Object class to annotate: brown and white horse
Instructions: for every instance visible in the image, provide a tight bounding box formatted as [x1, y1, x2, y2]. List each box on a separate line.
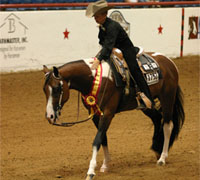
[43, 52, 184, 180]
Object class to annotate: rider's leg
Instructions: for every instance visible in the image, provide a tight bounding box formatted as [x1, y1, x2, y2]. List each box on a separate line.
[123, 47, 154, 108]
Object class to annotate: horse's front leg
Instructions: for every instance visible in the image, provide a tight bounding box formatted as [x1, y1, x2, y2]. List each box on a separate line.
[86, 145, 98, 180]
[100, 138, 111, 173]
[86, 114, 113, 180]
[91, 115, 111, 173]
[86, 130, 104, 180]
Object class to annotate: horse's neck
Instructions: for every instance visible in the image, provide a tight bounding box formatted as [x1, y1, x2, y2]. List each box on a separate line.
[60, 60, 93, 94]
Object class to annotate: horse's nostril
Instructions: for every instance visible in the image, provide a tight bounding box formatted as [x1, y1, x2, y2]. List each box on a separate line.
[50, 114, 54, 119]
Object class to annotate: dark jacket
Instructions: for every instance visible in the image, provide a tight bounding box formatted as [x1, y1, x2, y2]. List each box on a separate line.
[98, 17, 135, 61]
[97, 17, 154, 105]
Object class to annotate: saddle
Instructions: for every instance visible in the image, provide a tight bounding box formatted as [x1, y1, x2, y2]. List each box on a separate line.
[110, 47, 161, 109]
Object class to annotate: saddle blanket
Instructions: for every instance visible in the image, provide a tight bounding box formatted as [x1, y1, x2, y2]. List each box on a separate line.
[137, 53, 161, 85]
[111, 49, 162, 87]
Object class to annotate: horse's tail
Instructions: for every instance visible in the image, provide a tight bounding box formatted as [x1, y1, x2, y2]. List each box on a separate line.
[169, 85, 185, 148]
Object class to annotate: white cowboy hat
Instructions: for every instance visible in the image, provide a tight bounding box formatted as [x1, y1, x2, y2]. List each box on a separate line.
[86, 0, 113, 18]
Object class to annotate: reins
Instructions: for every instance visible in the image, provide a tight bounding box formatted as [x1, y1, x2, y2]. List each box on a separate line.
[53, 64, 111, 127]
[53, 113, 93, 127]
[53, 92, 93, 127]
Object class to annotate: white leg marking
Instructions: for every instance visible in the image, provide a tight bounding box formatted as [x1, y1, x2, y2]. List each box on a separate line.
[157, 121, 174, 165]
[46, 86, 54, 120]
[87, 146, 98, 175]
[100, 146, 111, 173]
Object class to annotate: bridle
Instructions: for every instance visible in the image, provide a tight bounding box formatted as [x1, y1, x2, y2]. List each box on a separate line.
[50, 65, 111, 127]
[54, 81, 93, 127]
[55, 80, 63, 118]
[52, 79, 96, 127]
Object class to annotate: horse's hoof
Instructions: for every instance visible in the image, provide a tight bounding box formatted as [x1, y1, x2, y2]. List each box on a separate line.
[85, 174, 95, 180]
[157, 160, 166, 166]
[100, 166, 109, 173]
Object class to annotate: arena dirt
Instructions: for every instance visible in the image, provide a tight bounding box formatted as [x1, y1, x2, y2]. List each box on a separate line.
[0, 56, 199, 180]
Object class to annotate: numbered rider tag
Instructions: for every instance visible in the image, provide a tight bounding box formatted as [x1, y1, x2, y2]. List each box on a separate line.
[145, 72, 159, 85]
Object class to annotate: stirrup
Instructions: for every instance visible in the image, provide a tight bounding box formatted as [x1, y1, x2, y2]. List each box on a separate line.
[136, 92, 152, 109]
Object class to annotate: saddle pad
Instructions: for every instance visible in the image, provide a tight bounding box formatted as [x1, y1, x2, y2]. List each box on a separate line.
[137, 53, 162, 85]
[110, 51, 162, 87]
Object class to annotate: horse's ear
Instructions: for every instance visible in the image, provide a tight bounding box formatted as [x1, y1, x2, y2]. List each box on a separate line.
[43, 65, 49, 74]
[53, 66, 61, 79]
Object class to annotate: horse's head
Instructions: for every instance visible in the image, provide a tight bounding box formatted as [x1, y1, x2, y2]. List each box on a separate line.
[43, 65, 69, 124]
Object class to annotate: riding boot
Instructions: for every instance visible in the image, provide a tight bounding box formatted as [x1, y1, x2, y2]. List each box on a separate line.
[131, 68, 155, 109]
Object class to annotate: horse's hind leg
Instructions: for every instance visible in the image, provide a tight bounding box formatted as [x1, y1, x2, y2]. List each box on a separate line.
[142, 108, 163, 159]
[157, 91, 176, 165]
[157, 121, 173, 165]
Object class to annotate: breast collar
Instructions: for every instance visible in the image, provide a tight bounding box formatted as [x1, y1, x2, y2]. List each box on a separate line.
[82, 63, 103, 116]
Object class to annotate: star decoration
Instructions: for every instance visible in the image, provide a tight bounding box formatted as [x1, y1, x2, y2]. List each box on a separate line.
[158, 25, 163, 34]
[63, 29, 70, 39]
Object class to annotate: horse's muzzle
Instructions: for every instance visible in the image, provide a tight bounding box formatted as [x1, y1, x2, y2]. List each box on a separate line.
[45, 111, 58, 125]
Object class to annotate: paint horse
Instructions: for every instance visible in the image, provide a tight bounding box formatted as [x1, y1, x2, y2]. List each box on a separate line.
[43, 50, 185, 180]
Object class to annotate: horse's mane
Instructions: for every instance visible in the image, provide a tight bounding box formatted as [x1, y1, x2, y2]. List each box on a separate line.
[44, 60, 85, 85]
[58, 60, 85, 69]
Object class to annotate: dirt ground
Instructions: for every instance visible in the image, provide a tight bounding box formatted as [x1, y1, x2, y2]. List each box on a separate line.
[0, 56, 199, 180]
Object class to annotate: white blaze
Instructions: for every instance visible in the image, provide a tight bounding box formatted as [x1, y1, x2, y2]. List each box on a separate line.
[46, 86, 54, 119]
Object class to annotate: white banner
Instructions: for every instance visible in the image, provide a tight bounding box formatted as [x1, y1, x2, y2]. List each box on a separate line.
[0, 7, 199, 72]
[113, 8, 182, 56]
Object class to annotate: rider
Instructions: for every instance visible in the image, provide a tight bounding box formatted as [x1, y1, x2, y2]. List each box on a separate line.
[86, 0, 154, 109]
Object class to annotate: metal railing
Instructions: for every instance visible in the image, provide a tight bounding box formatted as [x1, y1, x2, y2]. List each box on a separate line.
[0, 1, 199, 10]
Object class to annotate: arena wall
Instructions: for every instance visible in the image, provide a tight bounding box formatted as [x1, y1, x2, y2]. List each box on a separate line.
[0, 7, 199, 72]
